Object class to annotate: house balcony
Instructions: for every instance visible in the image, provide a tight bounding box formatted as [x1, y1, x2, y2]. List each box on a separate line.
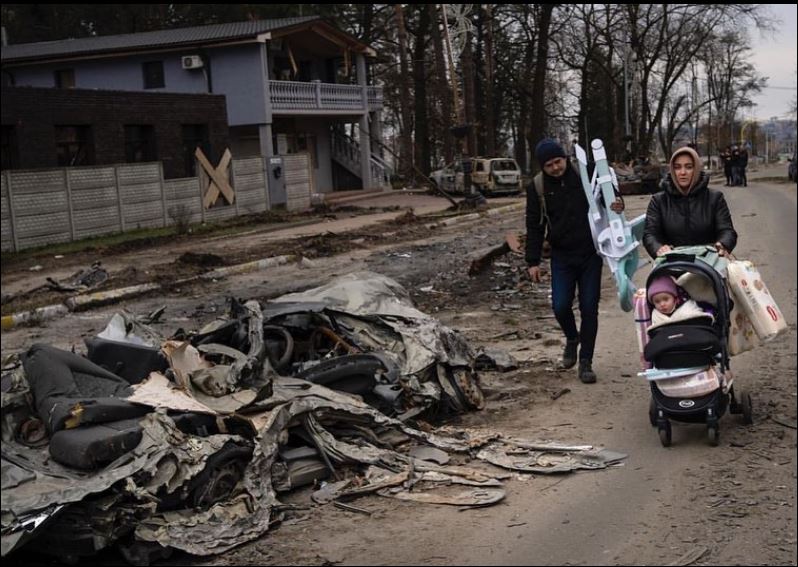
[269, 80, 383, 115]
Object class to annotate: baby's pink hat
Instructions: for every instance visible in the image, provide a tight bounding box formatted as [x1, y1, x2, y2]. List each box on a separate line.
[647, 275, 678, 302]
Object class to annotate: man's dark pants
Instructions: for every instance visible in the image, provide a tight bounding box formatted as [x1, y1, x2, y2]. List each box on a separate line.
[550, 251, 603, 362]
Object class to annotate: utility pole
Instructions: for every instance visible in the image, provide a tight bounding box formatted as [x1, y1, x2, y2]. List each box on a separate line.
[440, 4, 481, 205]
[623, 44, 630, 140]
[441, 6, 463, 124]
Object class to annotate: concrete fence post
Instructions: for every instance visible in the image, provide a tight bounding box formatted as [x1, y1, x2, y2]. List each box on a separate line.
[114, 165, 125, 232]
[197, 164, 206, 223]
[64, 168, 76, 241]
[231, 158, 239, 216]
[5, 171, 20, 252]
[262, 156, 270, 210]
[159, 162, 168, 228]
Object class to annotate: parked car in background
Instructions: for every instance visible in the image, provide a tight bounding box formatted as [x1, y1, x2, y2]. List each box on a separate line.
[430, 157, 522, 196]
[429, 161, 464, 194]
[471, 158, 523, 195]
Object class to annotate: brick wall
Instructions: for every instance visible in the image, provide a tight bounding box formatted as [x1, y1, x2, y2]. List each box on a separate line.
[1, 86, 229, 179]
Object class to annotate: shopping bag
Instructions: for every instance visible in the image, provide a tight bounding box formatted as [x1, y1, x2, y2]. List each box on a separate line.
[727, 260, 787, 342]
[728, 288, 760, 355]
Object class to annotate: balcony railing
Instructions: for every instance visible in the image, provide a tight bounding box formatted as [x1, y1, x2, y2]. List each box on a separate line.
[270, 80, 383, 113]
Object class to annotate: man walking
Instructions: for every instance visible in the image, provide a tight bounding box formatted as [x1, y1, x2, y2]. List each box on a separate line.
[525, 139, 622, 384]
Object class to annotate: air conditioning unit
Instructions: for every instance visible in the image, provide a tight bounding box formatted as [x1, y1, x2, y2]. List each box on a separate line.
[181, 55, 204, 70]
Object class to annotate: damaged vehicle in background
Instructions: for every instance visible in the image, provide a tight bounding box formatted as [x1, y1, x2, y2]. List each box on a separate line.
[429, 157, 522, 196]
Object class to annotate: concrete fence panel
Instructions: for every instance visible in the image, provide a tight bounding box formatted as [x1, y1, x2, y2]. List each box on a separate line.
[69, 166, 120, 240]
[2, 155, 276, 252]
[8, 169, 71, 250]
[232, 157, 269, 214]
[283, 153, 312, 212]
[117, 164, 164, 230]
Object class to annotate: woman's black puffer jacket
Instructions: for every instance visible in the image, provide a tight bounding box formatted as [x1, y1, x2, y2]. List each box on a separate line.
[643, 171, 737, 259]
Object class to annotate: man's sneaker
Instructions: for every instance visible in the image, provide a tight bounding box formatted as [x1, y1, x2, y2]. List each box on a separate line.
[578, 360, 597, 383]
[561, 339, 579, 369]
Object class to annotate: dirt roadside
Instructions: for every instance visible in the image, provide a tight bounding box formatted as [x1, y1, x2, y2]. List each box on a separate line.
[0, 193, 521, 316]
[2, 176, 794, 566]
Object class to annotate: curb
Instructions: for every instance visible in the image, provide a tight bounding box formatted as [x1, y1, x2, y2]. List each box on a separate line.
[65, 283, 162, 312]
[199, 255, 295, 280]
[1, 304, 70, 331]
[2, 256, 297, 331]
[425, 201, 525, 229]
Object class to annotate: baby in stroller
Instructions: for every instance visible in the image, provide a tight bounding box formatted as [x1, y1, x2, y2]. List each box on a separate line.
[647, 275, 713, 329]
[640, 254, 753, 447]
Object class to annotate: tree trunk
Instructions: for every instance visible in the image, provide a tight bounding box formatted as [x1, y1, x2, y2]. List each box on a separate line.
[483, 4, 496, 156]
[528, 4, 554, 172]
[413, 5, 431, 175]
[394, 4, 414, 182]
[429, 4, 454, 162]
[462, 26, 478, 156]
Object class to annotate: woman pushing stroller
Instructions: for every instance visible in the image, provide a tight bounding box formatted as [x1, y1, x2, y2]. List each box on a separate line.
[640, 146, 750, 446]
[643, 146, 737, 260]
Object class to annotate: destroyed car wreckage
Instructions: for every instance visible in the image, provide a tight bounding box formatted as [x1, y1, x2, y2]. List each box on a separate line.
[1, 272, 626, 564]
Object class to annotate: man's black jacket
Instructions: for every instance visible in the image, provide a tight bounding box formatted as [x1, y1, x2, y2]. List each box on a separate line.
[525, 161, 595, 267]
[642, 171, 737, 259]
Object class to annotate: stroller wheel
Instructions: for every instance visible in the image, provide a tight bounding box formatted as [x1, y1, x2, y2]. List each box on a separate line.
[707, 425, 720, 446]
[658, 420, 672, 447]
[649, 398, 657, 427]
[741, 390, 753, 425]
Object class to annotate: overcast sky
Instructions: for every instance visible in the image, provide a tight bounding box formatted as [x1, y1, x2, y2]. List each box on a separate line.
[747, 4, 797, 121]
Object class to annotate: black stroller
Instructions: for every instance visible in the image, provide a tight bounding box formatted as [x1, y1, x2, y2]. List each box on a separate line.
[643, 252, 753, 447]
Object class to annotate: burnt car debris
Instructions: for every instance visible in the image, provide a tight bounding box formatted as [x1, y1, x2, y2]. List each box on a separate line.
[2, 272, 626, 564]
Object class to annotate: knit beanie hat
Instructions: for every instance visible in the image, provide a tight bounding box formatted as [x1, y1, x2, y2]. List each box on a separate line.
[535, 139, 567, 168]
[647, 275, 679, 302]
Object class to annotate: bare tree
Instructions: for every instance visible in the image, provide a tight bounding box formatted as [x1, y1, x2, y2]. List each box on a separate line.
[394, 4, 414, 182]
[429, 4, 455, 163]
[462, 23, 478, 156]
[412, 5, 431, 175]
[527, 4, 554, 169]
[483, 4, 496, 156]
[702, 29, 767, 150]
[621, 4, 771, 159]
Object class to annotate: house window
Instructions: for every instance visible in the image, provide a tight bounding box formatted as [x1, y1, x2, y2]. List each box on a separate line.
[55, 125, 93, 166]
[54, 69, 75, 88]
[142, 61, 165, 89]
[182, 124, 210, 177]
[2, 70, 16, 87]
[1, 125, 20, 170]
[124, 125, 157, 163]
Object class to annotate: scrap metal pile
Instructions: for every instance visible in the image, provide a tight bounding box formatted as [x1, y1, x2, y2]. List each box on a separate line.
[1, 272, 625, 564]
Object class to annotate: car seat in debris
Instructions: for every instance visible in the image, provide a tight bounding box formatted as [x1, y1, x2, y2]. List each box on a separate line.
[48, 417, 144, 470]
[21, 344, 150, 433]
[85, 336, 168, 384]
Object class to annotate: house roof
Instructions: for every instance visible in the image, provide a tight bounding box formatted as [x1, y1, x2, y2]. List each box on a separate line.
[2, 16, 375, 64]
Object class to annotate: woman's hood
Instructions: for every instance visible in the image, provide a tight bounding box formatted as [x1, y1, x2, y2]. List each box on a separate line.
[668, 146, 703, 193]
